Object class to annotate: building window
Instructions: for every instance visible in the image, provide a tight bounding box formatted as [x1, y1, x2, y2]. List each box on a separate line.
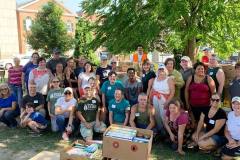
[24, 17, 32, 31]
[66, 21, 73, 32]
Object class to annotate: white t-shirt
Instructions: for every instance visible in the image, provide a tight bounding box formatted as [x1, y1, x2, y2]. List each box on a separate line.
[152, 77, 170, 95]
[55, 97, 77, 118]
[227, 111, 240, 140]
[78, 72, 96, 88]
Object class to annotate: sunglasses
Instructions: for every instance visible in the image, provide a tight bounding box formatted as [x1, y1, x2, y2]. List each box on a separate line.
[211, 98, 220, 102]
[52, 81, 60, 83]
[111, 62, 117, 64]
[64, 91, 72, 95]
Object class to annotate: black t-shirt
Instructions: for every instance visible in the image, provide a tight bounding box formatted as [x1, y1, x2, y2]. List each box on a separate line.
[96, 65, 112, 87]
[46, 57, 67, 73]
[203, 108, 227, 136]
[77, 97, 100, 123]
[22, 92, 45, 108]
[141, 70, 156, 93]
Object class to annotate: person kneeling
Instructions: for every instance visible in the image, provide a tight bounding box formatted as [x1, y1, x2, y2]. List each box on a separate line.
[109, 89, 130, 126]
[163, 99, 194, 155]
[129, 93, 155, 132]
[76, 85, 106, 142]
[20, 102, 47, 133]
[192, 93, 227, 152]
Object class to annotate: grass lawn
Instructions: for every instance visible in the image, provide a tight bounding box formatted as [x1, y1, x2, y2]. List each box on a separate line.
[0, 125, 215, 160]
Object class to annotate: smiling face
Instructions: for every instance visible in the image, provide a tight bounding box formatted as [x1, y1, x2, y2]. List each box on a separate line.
[109, 73, 117, 84]
[114, 90, 123, 102]
[180, 60, 189, 70]
[38, 60, 46, 69]
[169, 103, 180, 115]
[166, 60, 174, 72]
[143, 62, 150, 72]
[232, 101, 240, 115]
[85, 63, 92, 72]
[210, 94, 221, 108]
[51, 77, 60, 88]
[138, 94, 147, 106]
[195, 65, 205, 76]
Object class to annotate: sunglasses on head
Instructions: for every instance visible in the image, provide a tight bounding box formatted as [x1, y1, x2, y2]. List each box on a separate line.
[64, 91, 72, 95]
[211, 98, 220, 102]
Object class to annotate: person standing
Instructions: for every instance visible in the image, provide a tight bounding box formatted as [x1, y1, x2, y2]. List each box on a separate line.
[96, 54, 112, 88]
[46, 48, 66, 74]
[207, 54, 225, 96]
[229, 62, 240, 99]
[22, 52, 39, 91]
[8, 57, 23, 108]
[165, 58, 184, 99]
[124, 68, 142, 106]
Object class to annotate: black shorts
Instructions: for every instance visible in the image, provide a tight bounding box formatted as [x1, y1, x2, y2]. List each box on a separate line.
[191, 107, 210, 121]
[222, 145, 240, 157]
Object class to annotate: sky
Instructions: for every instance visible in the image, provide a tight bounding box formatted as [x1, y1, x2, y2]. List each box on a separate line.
[16, 0, 82, 13]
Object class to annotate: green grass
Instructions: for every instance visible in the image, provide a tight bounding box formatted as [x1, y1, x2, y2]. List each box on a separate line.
[0, 126, 215, 160]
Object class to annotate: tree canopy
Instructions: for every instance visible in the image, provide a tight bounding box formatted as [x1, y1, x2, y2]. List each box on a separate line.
[81, 0, 240, 59]
[27, 1, 74, 57]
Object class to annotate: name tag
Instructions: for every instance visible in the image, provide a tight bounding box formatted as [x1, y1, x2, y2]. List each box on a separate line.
[33, 100, 38, 103]
[209, 119, 215, 124]
[142, 74, 145, 78]
[229, 82, 233, 86]
[108, 86, 111, 90]
[92, 100, 96, 103]
[135, 113, 140, 117]
[126, 107, 130, 111]
[112, 105, 116, 109]
[209, 72, 213, 75]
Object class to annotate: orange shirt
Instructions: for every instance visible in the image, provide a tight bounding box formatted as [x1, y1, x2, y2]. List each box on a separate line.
[132, 52, 148, 63]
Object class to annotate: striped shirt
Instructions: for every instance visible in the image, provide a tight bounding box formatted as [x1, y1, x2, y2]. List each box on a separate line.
[8, 66, 23, 85]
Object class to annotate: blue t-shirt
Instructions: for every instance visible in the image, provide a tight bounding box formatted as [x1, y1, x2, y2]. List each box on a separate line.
[101, 80, 124, 103]
[108, 99, 130, 124]
[0, 94, 17, 109]
[23, 62, 38, 85]
[29, 112, 47, 126]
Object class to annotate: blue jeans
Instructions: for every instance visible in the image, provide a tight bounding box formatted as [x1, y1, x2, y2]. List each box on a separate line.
[0, 109, 20, 127]
[56, 115, 69, 133]
[9, 84, 23, 108]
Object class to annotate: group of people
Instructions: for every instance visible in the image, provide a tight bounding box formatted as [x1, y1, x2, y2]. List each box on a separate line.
[1, 46, 240, 160]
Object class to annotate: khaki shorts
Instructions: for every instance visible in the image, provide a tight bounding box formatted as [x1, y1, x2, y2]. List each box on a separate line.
[80, 121, 106, 139]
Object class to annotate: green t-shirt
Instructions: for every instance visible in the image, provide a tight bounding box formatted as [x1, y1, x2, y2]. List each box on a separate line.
[108, 99, 130, 124]
[77, 97, 100, 123]
[46, 88, 64, 114]
[100, 80, 124, 103]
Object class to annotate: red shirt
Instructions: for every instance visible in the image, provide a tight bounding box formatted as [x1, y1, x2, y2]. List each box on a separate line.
[8, 66, 23, 85]
[201, 56, 209, 63]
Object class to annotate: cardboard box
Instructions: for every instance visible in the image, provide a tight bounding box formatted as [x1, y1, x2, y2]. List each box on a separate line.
[102, 124, 153, 160]
[60, 140, 102, 160]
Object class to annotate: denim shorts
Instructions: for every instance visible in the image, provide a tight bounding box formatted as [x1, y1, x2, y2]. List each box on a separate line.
[212, 135, 227, 147]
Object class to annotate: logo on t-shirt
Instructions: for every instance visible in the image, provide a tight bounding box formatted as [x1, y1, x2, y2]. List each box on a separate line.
[83, 103, 97, 111]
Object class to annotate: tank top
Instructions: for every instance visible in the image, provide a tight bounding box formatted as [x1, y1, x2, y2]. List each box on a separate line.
[135, 104, 150, 125]
[188, 75, 211, 107]
[152, 77, 170, 94]
[207, 67, 220, 91]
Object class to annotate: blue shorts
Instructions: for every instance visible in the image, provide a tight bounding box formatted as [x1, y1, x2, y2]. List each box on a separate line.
[212, 135, 227, 147]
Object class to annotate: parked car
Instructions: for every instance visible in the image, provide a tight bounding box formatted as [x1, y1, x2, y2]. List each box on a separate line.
[0, 54, 32, 70]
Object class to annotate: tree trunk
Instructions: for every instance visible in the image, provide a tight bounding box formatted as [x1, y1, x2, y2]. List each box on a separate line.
[184, 37, 196, 62]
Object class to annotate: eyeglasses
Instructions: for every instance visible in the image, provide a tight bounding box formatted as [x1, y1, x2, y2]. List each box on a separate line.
[0, 88, 8, 91]
[111, 62, 117, 64]
[52, 81, 60, 83]
[64, 91, 72, 95]
[211, 98, 220, 102]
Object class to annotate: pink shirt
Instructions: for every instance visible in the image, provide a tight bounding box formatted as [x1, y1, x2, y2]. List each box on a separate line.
[8, 66, 23, 85]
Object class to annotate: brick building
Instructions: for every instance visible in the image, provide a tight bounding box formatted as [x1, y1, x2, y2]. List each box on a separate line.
[17, 0, 77, 54]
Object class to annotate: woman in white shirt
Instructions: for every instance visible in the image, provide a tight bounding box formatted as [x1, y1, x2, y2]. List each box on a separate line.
[221, 96, 240, 160]
[78, 62, 95, 97]
[149, 63, 175, 130]
[55, 87, 77, 141]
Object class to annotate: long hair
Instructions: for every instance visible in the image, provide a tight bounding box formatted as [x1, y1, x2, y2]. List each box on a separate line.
[0, 83, 11, 98]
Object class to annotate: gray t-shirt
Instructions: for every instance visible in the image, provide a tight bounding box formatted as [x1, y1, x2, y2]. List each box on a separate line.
[124, 78, 142, 105]
[46, 88, 64, 114]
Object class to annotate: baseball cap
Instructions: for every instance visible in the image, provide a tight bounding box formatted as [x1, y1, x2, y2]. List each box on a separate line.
[83, 84, 91, 89]
[64, 87, 73, 94]
[232, 96, 240, 103]
[202, 47, 211, 52]
[158, 63, 166, 70]
[181, 56, 191, 62]
[100, 54, 108, 60]
[53, 48, 61, 54]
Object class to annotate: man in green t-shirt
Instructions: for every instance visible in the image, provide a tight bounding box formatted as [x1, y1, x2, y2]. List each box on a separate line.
[76, 84, 106, 141]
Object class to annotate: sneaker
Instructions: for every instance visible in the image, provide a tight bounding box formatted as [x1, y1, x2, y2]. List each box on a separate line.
[62, 132, 69, 141]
